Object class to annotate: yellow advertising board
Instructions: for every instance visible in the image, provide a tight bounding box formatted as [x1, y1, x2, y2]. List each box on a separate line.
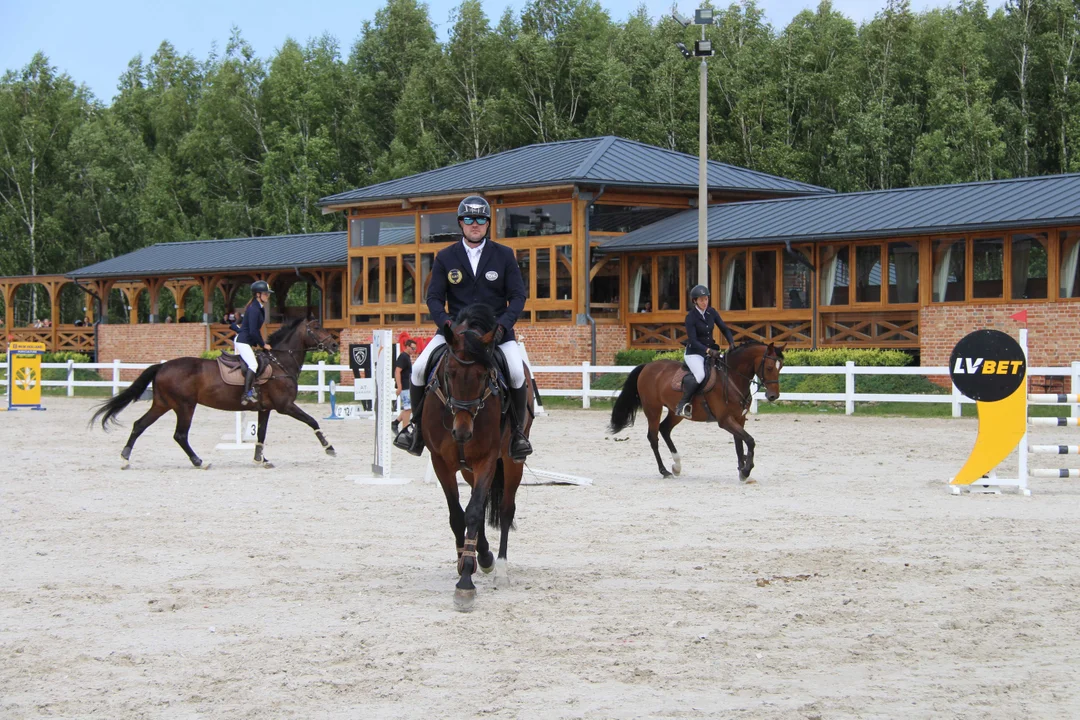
[7, 342, 46, 410]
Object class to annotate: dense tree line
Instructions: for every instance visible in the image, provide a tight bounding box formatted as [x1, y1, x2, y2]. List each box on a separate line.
[2, 0, 1078, 281]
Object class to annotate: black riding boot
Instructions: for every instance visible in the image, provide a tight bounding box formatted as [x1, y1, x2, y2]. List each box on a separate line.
[393, 384, 426, 456]
[509, 385, 533, 462]
[676, 375, 699, 418]
[241, 369, 257, 406]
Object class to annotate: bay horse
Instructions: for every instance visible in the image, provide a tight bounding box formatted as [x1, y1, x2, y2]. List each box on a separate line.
[91, 317, 339, 470]
[609, 341, 785, 480]
[424, 304, 533, 612]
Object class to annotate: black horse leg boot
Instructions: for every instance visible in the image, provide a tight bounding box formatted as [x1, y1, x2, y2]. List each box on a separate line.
[241, 369, 257, 406]
[509, 385, 533, 462]
[394, 384, 426, 456]
[677, 374, 699, 418]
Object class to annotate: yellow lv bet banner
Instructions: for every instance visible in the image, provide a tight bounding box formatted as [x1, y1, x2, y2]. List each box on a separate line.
[7, 342, 47, 410]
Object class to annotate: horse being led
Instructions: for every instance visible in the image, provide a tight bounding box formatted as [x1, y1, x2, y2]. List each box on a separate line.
[425, 304, 533, 612]
[609, 341, 785, 480]
[91, 318, 339, 470]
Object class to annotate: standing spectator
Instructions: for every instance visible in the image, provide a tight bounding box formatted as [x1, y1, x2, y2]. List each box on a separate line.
[392, 339, 418, 434]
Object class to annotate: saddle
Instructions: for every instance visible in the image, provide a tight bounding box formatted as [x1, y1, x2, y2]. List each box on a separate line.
[216, 352, 273, 387]
[670, 357, 721, 394]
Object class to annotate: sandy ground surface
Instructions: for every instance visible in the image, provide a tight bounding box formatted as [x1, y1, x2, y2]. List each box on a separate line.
[2, 398, 1080, 719]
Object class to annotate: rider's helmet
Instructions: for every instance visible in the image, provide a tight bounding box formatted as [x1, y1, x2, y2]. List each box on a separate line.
[251, 280, 274, 295]
[457, 195, 491, 221]
[689, 284, 710, 301]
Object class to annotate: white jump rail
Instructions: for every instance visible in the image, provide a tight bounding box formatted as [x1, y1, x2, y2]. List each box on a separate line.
[4, 359, 1080, 416]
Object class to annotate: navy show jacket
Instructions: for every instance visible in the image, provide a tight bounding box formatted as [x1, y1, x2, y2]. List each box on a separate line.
[426, 239, 527, 341]
[235, 302, 266, 346]
[685, 306, 735, 356]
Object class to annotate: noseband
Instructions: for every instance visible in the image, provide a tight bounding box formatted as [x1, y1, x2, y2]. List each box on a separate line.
[435, 346, 498, 419]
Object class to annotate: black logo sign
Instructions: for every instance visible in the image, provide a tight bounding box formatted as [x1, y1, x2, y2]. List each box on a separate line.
[949, 329, 1026, 402]
[349, 344, 371, 379]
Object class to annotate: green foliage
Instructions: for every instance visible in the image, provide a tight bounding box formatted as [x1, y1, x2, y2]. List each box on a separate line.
[43, 351, 91, 363]
[201, 350, 225, 359]
[613, 348, 662, 366]
[782, 348, 913, 367]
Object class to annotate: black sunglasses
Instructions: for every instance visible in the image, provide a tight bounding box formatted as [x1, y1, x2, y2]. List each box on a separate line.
[461, 217, 488, 226]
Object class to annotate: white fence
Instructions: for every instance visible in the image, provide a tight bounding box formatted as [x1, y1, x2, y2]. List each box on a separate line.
[4, 359, 1080, 417]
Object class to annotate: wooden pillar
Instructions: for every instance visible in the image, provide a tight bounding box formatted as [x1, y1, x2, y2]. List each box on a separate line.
[164, 280, 196, 321]
[0, 281, 14, 334]
[196, 276, 220, 323]
[45, 278, 63, 349]
[141, 277, 166, 323]
[119, 284, 143, 324]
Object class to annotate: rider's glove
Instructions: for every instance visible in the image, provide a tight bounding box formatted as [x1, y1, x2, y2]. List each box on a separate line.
[493, 324, 506, 345]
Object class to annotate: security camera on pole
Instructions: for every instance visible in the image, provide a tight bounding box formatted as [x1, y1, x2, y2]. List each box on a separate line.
[673, 7, 714, 289]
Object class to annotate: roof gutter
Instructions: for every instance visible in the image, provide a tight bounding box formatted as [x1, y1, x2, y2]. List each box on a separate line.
[581, 185, 606, 367]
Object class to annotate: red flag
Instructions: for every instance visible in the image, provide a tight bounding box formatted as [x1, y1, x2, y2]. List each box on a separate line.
[1010, 309, 1028, 323]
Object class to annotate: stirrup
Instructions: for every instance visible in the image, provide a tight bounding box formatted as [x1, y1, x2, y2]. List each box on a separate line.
[241, 392, 257, 407]
[677, 402, 693, 418]
[509, 431, 533, 462]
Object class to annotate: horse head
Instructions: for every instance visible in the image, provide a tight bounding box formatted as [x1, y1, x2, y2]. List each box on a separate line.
[727, 341, 785, 402]
[301, 318, 338, 354]
[444, 305, 498, 444]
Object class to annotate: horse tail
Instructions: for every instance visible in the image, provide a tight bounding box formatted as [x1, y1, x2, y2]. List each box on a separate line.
[91, 364, 162, 430]
[487, 459, 506, 529]
[609, 364, 645, 434]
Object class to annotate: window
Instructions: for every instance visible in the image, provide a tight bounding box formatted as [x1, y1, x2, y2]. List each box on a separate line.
[350, 216, 415, 247]
[684, 254, 700, 300]
[589, 205, 683, 233]
[401, 254, 416, 304]
[820, 245, 850, 305]
[497, 204, 572, 237]
[421, 212, 459, 243]
[420, 253, 435, 301]
[384, 256, 398, 304]
[590, 255, 620, 319]
[556, 245, 573, 300]
[932, 238, 965, 302]
[536, 248, 551, 298]
[517, 249, 531, 298]
[628, 256, 654, 313]
[888, 241, 920, 304]
[972, 236, 1004, 299]
[783, 247, 812, 309]
[350, 258, 364, 305]
[854, 245, 882, 303]
[751, 250, 777, 308]
[1011, 232, 1048, 300]
[325, 272, 344, 319]
[1060, 231, 1080, 298]
[367, 259, 381, 304]
[719, 250, 746, 311]
[657, 256, 681, 311]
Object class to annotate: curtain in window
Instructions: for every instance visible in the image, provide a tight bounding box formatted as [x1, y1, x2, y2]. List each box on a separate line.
[932, 243, 954, 302]
[820, 247, 840, 305]
[722, 257, 737, 311]
[1061, 235, 1080, 298]
[630, 264, 644, 313]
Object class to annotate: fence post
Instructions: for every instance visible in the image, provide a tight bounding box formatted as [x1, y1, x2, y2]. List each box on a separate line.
[750, 394, 759, 415]
[318, 360, 326, 404]
[582, 361, 591, 409]
[845, 361, 855, 415]
[1072, 362, 1080, 420]
[112, 359, 121, 396]
[66, 359, 75, 397]
[951, 380, 962, 418]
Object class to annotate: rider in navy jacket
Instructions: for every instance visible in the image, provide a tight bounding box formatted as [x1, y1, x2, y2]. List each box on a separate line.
[235, 301, 266, 347]
[234, 281, 273, 406]
[395, 195, 533, 461]
[678, 284, 736, 418]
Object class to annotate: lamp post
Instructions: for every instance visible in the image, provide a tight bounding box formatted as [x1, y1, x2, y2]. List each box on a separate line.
[674, 8, 714, 288]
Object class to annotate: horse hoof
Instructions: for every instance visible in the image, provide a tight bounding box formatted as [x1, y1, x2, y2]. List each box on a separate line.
[494, 558, 510, 589]
[660, 470, 673, 478]
[672, 454, 681, 475]
[454, 588, 476, 612]
[120, 460, 129, 470]
[254, 460, 274, 469]
[195, 462, 212, 471]
[325, 446, 336, 457]
[479, 552, 495, 574]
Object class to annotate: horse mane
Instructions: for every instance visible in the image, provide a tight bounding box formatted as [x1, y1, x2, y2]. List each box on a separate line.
[729, 339, 784, 360]
[453, 303, 497, 363]
[267, 317, 305, 346]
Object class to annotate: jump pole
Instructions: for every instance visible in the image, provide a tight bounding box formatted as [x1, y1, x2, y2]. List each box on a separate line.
[349, 330, 411, 485]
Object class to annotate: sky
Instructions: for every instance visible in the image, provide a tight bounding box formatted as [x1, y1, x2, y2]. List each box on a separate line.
[2, 0, 980, 104]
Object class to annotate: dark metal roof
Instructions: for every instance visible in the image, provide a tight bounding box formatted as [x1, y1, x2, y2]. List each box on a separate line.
[67, 231, 348, 279]
[599, 173, 1080, 252]
[319, 136, 831, 206]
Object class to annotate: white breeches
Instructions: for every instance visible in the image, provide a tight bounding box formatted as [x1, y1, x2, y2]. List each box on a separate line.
[412, 334, 526, 389]
[684, 351, 706, 383]
[234, 341, 257, 372]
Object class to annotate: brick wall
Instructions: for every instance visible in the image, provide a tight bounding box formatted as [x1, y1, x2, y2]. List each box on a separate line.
[338, 323, 627, 390]
[99, 324, 208, 380]
[921, 302, 1080, 390]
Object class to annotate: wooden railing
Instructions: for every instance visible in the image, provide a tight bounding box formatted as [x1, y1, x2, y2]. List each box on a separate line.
[820, 311, 918, 347]
[208, 324, 342, 353]
[0, 326, 94, 354]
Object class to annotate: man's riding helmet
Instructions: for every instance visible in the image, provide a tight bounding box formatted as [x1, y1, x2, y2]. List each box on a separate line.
[690, 284, 710, 300]
[251, 280, 274, 294]
[457, 195, 491, 221]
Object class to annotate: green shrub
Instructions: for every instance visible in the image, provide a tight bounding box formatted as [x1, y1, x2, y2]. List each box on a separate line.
[201, 350, 226, 359]
[304, 350, 340, 365]
[655, 350, 684, 362]
[44, 352, 91, 364]
[782, 348, 913, 367]
[856, 374, 948, 395]
[614, 348, 661, 366]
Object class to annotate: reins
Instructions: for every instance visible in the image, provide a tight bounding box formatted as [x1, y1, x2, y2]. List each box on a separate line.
[429, 341, 500, 470]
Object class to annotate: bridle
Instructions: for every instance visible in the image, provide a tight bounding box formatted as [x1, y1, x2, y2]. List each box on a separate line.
[429, 338, 499, 468]
[266, 322, 337, 383]
[719, 346, 782, 408]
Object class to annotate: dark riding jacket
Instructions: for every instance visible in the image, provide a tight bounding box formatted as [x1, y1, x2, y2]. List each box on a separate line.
[426, 238, 527, 341]
[235, 302, 266, 346]
[685, 306, 735, 357]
